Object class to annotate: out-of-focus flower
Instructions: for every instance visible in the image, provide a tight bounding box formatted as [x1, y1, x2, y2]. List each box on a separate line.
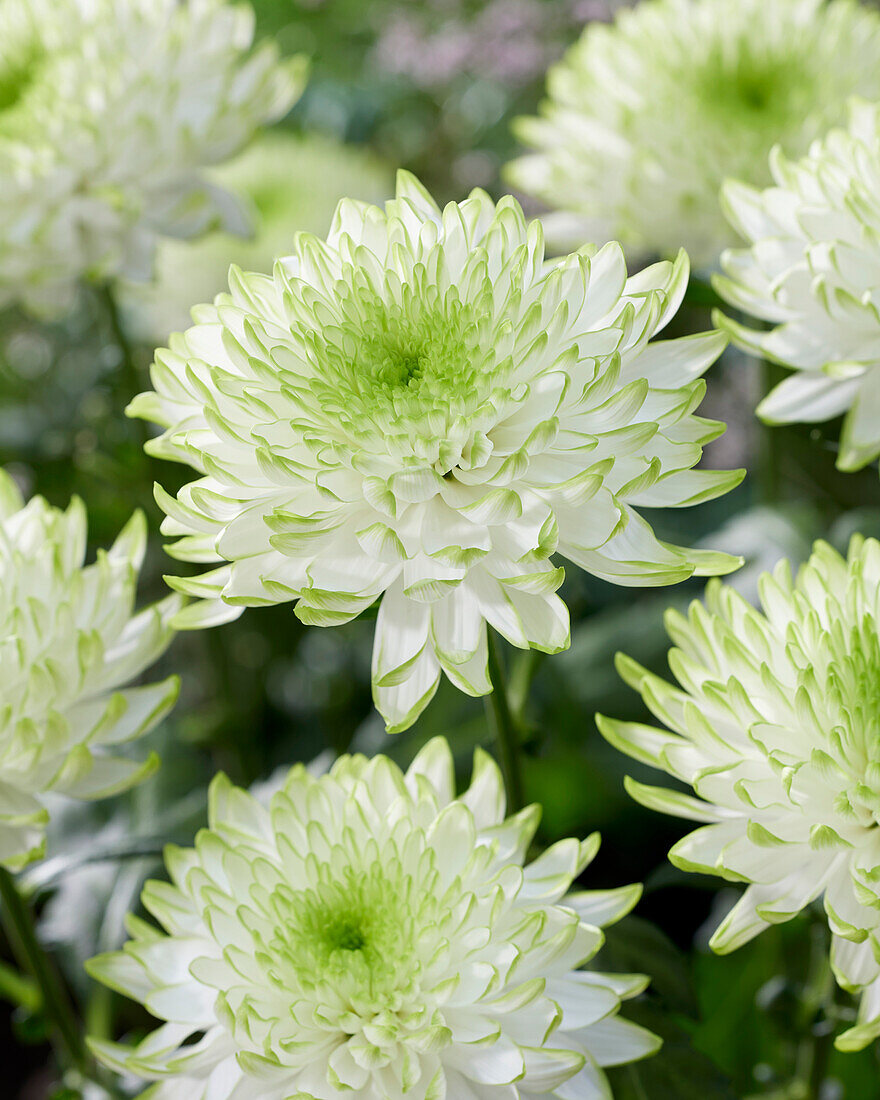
[0, 0, 305, 317]
[599, 537, 880, 1051]
[715, 100, 880, 471]
[120, 131, 393, 343]
[0, 471, 180, 870]
[131, 172, 741, 731]
[88, 738, 658, 1098]
[507, 0, 880, 266]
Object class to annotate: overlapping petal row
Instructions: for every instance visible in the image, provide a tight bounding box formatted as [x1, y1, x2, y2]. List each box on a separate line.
[0, 0, 305, 316]
[506, 0, 880, 266]
[716, 99, 880, 472]
[0, 470, 180, 870]
[88, 738, 659, 1099]
[132, 171, 741, 732]
[599, 537, 880, 1051]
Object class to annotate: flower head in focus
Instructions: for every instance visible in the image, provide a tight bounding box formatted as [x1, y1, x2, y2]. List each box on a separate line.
[716, 99, 880, 471]
[506, 0, 880, 266]
[0, 471, 180, 870]
[599, 537, 880, 1051]
[88, 738, 659, 1098]
[133, 172, 742, 732]
[0, 0, 305, 317]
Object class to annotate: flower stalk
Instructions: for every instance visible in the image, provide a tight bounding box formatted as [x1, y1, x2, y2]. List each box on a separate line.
[0, 868, 88, 1077]
[484, 631, 526, 813]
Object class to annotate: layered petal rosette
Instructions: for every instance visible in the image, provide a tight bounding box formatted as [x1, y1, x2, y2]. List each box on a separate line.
[0, 0, 305, 316]
[716, 100, 880, 471]
[599, 537, 880, 1051]
[506, 0, 880, 266]
[132, 172, 741, 732]
[87, 738, 659, 1099]
[0, 471, 180, 870]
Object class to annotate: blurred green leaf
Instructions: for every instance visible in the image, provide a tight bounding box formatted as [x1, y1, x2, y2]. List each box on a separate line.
[608, 1004, 737, 1100]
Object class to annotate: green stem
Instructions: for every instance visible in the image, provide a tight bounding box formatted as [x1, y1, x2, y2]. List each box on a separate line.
[0, 868, 88, 1077]
[99, 283, 139, 393]
[484, 631, 526, 813]
[99, 281, 151, 454]
[759, 358, 784, 505]
[507, 648, 544, 724]
[0, 958, 40, 1012]
[793, 917, 835, 1100]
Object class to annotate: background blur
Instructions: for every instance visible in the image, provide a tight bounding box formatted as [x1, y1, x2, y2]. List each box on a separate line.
[4, 1, 880, 1096]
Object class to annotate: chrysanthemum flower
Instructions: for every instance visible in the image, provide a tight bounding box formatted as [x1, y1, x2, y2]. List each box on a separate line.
[132, 172, 741, 732]
[715, 100, 880, 471]
[0, 0, 305, 317]
[506, 0, 880, 266]
[0, 471, 180, 870]
[598, 537, 880, 1051]
[87, 738, 659, 1098]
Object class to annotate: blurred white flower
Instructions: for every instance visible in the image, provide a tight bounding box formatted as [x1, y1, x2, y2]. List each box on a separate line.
[132, 172, 741, 732]
[88, 738, 658, 1098]
[0, 471, 180, 870]
[599, 537, 880, 1051]
[506, 0, 880, 266]
[119, 131, 393, 344]
[716, 100, 880, 472]
[0, 0, 305, 317]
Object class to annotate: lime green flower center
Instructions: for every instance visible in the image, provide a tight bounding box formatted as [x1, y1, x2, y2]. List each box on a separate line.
[0, 5, 43, 118]
[824, 619, 880, 827]
[689, 45, 807, 136]
[299, 274, 506, 464]
[269, 858, 439, 1006]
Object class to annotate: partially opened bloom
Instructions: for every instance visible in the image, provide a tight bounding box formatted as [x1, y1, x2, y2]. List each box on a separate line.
[133, 172, 741, 732]
[88, 738, 659, 1098]
[506, 0, 880, 266]
[0, 0, 305, 317]
[598, 537, 880, 1051]
[716, 100, 880, 471]
[0, 471, 180, 870]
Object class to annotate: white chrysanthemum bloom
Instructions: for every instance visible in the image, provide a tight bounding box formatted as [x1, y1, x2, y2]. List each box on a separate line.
[715, 100, 880, 472]
[0, 471, 181, 871]
[598, 537, 880, 1051]
[0, 0, 305, 317]
[132, 172, 742, 732]
[506, 0, 880, 267]
[87, 738, 659, 1098]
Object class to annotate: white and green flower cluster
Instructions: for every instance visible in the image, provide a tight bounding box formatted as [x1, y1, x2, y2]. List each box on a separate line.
[0, 471, 180, 871]
[507, 0, 880, 266]
[0, 0, 305, 317]
[600, 538, 880, 1051]
[717, 99, 880, 471]
[132, 172, 741, 732]
[88, 740, 658, 1100]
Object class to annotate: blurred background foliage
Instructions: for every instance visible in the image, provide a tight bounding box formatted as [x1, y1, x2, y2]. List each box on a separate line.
[3, 0, 880, 1096]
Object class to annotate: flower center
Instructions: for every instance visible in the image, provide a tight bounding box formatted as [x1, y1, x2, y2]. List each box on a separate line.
[0, 4, 43, 119]
[823, 619, 880, 828]
[297, 273, 505, 470]
[689, 46, 805, 132]
[269, 859, 430, 1007]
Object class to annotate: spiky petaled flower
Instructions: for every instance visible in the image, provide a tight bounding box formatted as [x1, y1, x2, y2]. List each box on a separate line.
[506, 0, 880, 267]
[0, 471, 180, 870]
[0, 0, 305, 318]
[87, 738, 659, 1099]
[715, 100, 880, 472]
[131, 172, 742, 732]
[598, 537, 880, 1052]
